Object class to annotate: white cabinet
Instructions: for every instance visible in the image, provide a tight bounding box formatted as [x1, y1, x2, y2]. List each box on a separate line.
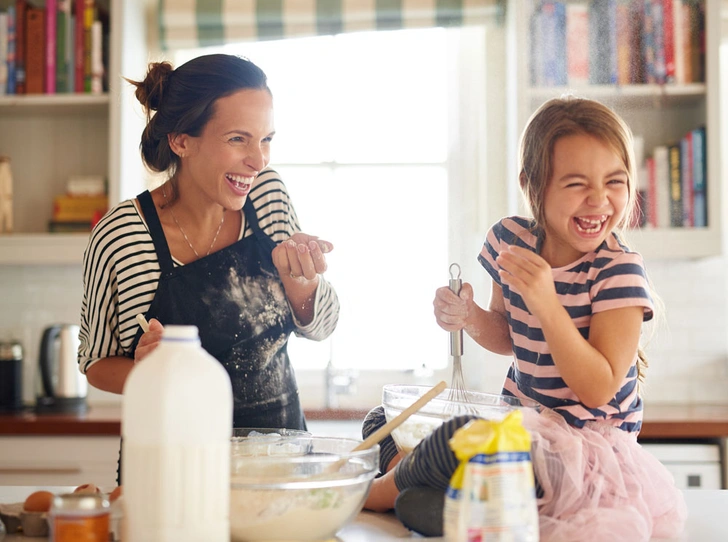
[0, 435, 120, 488]
[506, 0, 721, 260]
[641, 442, 723, 489]
[0, 0, 148, 265]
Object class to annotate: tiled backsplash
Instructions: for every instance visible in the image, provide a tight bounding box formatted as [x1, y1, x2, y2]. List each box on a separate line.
[3, 256, 727, 408]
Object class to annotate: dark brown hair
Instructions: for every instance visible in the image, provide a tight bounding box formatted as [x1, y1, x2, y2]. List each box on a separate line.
[126, 54, 270, 179]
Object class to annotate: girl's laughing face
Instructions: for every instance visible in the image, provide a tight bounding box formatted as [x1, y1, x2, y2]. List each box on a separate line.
[540, 133, 629, 267]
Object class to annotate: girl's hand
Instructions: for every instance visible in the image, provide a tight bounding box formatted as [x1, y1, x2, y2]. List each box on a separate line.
[496, 246, 559, 319]
[272, 233, 333, 283]
[433, 282, 475, 332]
[134, 318, 164, 363]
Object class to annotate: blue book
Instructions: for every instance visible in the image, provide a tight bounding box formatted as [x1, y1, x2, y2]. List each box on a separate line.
[589, 0, 618, 84]
[692, 126, 707, 228]
[7, 6, 16, 94]
[651, 0, 666, 83]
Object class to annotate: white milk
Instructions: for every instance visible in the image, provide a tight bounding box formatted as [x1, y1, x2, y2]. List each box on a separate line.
[122, 325, 233, 542]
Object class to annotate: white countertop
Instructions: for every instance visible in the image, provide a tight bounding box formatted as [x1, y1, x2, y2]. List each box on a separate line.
[1, 487, 726, 541]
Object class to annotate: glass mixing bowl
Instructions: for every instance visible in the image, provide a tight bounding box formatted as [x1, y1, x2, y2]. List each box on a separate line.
[229, 432, 379, 542]
[382, 384, 539, 453]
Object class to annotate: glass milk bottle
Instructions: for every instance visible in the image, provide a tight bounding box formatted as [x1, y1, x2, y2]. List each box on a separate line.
[122, 325, 233, 542]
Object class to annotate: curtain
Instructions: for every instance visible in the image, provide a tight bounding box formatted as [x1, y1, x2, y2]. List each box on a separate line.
[158, 0, 503, 51]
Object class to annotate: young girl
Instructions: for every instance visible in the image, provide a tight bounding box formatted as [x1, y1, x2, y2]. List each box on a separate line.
[363, 97, 687, 542]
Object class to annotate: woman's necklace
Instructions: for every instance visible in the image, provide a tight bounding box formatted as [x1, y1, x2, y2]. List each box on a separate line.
[162, 183, 225, 258]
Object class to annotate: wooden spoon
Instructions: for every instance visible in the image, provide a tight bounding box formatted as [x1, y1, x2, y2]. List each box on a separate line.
[351, 380, 447, 452]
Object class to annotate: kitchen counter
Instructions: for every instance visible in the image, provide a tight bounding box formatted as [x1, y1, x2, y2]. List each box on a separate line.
[0, 486, 726, 541]
[2, 404, 728, 439]
[0, 406, 370, 436]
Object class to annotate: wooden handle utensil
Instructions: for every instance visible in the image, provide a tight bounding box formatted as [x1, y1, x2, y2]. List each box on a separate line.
[351, 380, 447, 452]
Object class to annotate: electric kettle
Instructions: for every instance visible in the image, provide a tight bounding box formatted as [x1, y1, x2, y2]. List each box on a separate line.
[36, 324, 88, 414]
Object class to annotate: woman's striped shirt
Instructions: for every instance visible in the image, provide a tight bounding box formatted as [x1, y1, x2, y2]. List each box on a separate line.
[79, 168, 340, 373]
[478, 216, 654, 433]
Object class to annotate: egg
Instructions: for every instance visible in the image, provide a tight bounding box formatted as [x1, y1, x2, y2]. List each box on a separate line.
[23, 490, 54, 512]
[109, 486, 123, 502]
[73, 483, 101, 494]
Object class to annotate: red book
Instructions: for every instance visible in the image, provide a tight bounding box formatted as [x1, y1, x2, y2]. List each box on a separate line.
[45, 0, 57, 93]
[646, 157, 657, 228]
[15, 0, 26, 94]
[680, 132, 694, 227]
[24, 6, 44, 94]
[662, 0, 675, 82]
[74, 0, 84, 92]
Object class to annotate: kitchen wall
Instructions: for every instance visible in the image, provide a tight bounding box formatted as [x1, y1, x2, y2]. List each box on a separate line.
[4, 251, 728, 408]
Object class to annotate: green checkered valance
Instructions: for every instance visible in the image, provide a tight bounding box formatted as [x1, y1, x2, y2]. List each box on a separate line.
[158, 0, 503, 51]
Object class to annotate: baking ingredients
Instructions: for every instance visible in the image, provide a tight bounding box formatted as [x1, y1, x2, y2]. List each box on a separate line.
[108, 486, 122, 503]
[73, 484, 101, 495]
[383, 385, 538, 453]
[50, 493, 110, 542]
[23, 491, 54, 513]
[229, 434, 378, 541]
[122, 325, 233, 542]
[443, 411, 539, 542]
[230, 484, 367, 541]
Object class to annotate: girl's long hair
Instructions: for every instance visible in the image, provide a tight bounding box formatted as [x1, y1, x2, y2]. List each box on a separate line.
[518, 96, 655, 388]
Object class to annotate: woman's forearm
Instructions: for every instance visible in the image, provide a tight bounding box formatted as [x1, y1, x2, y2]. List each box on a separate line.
[85, 356, 136, 395]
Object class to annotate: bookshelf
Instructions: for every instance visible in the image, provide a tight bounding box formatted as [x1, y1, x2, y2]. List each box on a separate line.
[0, 0, 147, 265]
[506, 0, 721, 260]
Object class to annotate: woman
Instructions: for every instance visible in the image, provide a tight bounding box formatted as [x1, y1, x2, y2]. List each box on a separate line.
[79, 54, 339, 433]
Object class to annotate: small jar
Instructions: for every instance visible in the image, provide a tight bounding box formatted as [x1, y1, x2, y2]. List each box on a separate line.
[50, 493, 110, 542]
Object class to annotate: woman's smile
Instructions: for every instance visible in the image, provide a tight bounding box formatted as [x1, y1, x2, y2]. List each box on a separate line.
[226, 174, 253, 196]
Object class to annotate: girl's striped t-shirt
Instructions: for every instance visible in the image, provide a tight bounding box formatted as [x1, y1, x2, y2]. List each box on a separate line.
[478, 216, 654, 433]
[79, 168, 340, 373]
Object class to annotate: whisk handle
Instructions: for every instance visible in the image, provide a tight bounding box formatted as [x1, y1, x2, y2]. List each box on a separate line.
[449, 276, 463, 357]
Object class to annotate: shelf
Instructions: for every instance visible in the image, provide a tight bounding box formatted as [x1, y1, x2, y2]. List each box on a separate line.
[627, 227, 721, 260]
[0, 94, 109, 116]
[0, 233, 89, 265]
[529, 84, 707, 108]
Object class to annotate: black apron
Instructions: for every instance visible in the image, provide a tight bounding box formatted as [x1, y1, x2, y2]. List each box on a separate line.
[117, 191, 306, 484]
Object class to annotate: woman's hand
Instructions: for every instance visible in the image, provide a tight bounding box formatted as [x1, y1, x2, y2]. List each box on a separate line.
[433, 282, 476, 332]
[272, 233, 333, 283]
[134, 318, 164, 363]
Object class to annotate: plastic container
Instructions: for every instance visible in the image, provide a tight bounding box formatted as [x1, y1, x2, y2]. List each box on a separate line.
[50, 492, 110, 542]
[122, 325, 233, 542]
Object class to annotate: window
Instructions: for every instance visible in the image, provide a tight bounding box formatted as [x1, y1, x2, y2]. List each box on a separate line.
[174, 25, 494, 404]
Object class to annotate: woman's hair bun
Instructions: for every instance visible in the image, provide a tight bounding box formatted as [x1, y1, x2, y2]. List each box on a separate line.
[135, 61, 174, 112]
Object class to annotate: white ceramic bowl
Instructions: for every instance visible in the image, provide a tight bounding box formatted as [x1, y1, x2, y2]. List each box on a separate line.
[229, 431, 378, 542]
[382, 384, 539, 453]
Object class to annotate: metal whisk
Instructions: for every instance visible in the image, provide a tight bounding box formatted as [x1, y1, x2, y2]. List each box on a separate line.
[447, 263, 469, 404]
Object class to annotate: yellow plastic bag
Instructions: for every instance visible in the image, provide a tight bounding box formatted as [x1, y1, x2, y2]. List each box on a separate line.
[443, 410, 539, 542]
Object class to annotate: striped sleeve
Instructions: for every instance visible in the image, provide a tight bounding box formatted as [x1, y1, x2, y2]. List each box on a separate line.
[590, 250, 654, 321]
[247, 168, 340, 341]
[79, 169, 340, 374]
[478, 217, 539, 285]
[79, 201, 160, 373]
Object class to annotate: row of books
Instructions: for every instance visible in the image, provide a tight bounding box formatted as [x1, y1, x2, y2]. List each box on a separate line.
[0, 0, 108, 96]
[531, 0, 705, 88]
[636, 126, 706, 229]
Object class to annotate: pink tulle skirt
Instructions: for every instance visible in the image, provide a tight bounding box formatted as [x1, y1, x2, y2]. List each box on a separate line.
[521, 408, 687, 542]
